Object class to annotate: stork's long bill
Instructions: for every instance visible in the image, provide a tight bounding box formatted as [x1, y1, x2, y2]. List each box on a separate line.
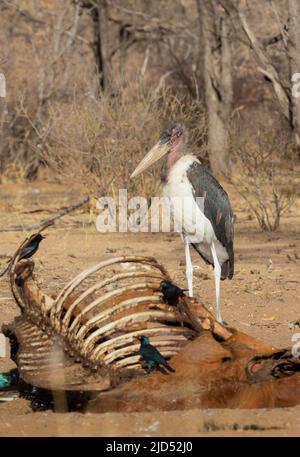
[130, 141, 170, 178]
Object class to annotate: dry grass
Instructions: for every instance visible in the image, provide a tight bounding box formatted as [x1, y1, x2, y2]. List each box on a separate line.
[45, 79, 206, 199]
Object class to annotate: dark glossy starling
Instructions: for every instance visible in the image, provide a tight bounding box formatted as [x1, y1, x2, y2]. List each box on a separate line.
[0, 234, 45, 278]
[0, 369, 19, 389]
[138, 335, 175, 373]
[160, 280, 187, 306]
[18, 234, 45, 260]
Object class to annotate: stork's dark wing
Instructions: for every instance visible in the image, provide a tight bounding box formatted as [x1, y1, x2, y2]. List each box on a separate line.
[186, 161, 234, 279]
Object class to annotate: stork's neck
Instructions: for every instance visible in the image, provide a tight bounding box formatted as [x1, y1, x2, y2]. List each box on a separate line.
[167, 142, 185, 171]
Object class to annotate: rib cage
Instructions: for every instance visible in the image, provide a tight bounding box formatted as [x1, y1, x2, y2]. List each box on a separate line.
[6, 247, 199, 391]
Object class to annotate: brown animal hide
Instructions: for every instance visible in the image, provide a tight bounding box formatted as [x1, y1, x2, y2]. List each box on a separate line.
[88, 331, 300, 412]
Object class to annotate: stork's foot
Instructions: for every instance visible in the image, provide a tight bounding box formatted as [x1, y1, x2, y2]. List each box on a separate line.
[217, 318, 229, 326]
[216, 310, 226, 325]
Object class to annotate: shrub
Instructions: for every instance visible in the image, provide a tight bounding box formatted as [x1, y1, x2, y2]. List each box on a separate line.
[228, 126, 298, 231]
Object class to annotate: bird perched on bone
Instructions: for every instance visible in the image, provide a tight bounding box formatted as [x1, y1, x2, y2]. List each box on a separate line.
[160, 280, 187, 307]
[137, 335, 176, 373]
[0, 233, 45, 278]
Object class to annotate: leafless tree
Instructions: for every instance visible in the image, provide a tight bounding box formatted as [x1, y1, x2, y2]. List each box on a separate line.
[288, 0, 300, 146]
[196, 0, 233, 176]
[79, 0, 113, 92]
[0, 74, 6, 175]
[219, 0, 300, 149]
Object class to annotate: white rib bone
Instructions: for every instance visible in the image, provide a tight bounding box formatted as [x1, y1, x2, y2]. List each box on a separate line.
[121, 364, 144, 371]
[61, 271, 165, 327]
[81, 311, 189, 355]
[52, 256, 169, 316]
[67, 282, 162, 334]
[18, 353, 51, 360]
[113, 351, 177, 368]
[104, 340, 186, 364]
[74, 295, 164, 339]
[91, 327, 195, 359]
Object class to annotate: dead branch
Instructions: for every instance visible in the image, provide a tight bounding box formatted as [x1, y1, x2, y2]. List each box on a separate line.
[219, 0, 291, 124]
[269, 0, 288, 50]
[0, 196, 90, 233]
[1, 0, 45, 25]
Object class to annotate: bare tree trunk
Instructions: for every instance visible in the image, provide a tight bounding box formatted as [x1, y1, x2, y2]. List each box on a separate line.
[288, 0, 300, 146]
[0, 75, 7, 176]
[219, 0, 293, 127]
[197, 0, 233, 176]
[0, 98, 7, 175]
[91, 0, 111, 92]
[221, 16, 233, 119]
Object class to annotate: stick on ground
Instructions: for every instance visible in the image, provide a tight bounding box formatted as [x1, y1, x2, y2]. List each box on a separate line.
[0, 196, 90, 233]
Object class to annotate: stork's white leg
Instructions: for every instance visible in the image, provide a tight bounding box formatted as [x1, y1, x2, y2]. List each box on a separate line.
[210, 241, 222, 323]
[184, 237, 193, 297]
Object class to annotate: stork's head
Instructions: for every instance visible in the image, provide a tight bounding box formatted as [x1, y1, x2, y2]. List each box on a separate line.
[131, 122, 188, 178]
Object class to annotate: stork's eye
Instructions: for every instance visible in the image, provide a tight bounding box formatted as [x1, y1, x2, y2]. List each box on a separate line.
[171, 129, 182, 141]
[173, 129, 181, 137]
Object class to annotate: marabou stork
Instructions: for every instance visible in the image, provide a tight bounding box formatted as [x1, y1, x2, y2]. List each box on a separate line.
[130, 122, 234, 323]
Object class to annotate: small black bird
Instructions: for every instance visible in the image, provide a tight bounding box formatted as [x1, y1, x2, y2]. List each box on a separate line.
[137, 335, 175, 373]
[18, 234, 45, 260]
[0, 233, 45, 278]
[160, 280, 187, 306]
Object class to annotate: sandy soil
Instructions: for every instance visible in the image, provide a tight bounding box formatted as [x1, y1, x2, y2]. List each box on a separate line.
[0, 180, 300, 436]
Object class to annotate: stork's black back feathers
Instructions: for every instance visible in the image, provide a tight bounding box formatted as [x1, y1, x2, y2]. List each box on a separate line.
[186, 161, 234, 279]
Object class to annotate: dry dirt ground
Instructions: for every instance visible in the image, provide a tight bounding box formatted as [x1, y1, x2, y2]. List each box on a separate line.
[0, 180, 300, 437]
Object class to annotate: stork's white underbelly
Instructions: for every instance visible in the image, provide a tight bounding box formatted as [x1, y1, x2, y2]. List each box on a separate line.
[163, 154, 229, 265]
